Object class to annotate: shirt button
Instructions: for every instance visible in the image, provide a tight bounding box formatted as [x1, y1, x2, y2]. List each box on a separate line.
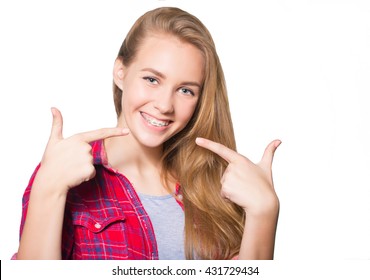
[94, 223, 101, 229]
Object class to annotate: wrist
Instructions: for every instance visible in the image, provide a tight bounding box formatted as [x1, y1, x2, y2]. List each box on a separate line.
[32, 167, 69, 198]
[244, 195, 279, 218]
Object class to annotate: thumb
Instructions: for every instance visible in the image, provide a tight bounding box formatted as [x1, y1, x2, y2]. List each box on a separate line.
[260, 139, 281, 170]
[49, 107, 63, 141]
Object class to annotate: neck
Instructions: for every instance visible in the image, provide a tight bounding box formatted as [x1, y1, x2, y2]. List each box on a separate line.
[104, 134, 174, 196]
[104, 132, 163, 173]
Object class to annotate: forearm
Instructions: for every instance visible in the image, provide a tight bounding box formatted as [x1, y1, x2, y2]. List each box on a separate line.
[17, 174, 68, 260]
[238, 205, 279, 260]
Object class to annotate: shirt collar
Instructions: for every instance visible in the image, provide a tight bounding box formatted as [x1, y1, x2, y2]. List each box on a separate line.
[91, 140, 108, 166]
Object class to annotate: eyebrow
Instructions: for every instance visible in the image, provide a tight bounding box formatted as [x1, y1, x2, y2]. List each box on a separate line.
[141, 67, 202, 88]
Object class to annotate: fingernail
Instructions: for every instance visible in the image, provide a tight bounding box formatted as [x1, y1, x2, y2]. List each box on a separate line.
[275, 140, 282, 148]
[195, 137, 203, 144]
[122, 128, 130, 134]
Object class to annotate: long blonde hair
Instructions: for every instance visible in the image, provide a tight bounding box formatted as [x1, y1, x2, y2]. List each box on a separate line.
[113, 7, 245, 260]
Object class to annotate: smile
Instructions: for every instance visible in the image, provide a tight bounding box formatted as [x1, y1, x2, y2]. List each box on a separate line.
[141, 112, 171, 127]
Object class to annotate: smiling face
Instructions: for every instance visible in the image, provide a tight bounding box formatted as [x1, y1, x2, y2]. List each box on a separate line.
[114, 33, 205, 148]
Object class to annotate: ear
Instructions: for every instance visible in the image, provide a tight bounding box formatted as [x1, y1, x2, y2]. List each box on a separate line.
[113, 58, 125, 91]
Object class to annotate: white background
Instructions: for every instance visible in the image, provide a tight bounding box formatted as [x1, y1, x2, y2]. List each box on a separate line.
[0, 0, 369, 262]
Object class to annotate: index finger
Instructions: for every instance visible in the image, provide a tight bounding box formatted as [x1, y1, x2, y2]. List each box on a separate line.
[76, 127, 130, 143]
[195, 137, 239, 163]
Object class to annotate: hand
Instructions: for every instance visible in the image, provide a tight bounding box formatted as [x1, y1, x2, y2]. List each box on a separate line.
[195, 137, 281, 216]
[36, 107, 130, 194]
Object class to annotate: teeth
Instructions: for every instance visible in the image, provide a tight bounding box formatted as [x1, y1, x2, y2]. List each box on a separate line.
[148, 119, 168, 127]
[142, 113, 169, 127]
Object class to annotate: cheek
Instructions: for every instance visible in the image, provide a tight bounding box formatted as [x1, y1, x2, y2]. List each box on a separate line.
[121, 82, 147, 111]
[177, 101, 198, 123]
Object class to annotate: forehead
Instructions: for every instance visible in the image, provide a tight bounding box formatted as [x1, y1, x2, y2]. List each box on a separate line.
[131, 33, 205, 83]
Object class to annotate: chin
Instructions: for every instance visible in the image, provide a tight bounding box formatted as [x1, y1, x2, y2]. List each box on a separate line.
[134, 133, 169, 148]
[133, 122, 182, 148]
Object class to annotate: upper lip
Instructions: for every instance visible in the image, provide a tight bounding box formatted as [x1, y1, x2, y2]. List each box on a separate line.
[140, 112, 172, 123]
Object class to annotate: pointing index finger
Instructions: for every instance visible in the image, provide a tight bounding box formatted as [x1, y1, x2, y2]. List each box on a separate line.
[77, 127, 130, 143]
[195, 137, 238, 163]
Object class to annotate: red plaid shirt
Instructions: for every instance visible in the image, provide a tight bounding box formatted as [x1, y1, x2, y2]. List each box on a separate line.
[16, 140, 183, 260]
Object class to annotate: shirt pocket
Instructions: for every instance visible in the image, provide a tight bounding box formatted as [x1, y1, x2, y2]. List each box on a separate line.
[72, 211, 126, 233]
[71, 210, 129, 259]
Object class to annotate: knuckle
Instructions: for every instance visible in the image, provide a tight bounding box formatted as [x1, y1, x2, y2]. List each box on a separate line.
[84, 143, 93, 153]
[71, 133, 83, 141]
[92, 128, 116, 141]
[90, 167, 96, 178]
[99, 128, 116, 137]
[95, 128, 106, 138]
[85, 165, 95, 177]
[84, 154, 94, 166]
[220, 187, 231, 199]
[238, 156, 250, 165]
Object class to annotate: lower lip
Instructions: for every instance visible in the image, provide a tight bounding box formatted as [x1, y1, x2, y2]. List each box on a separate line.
[140, 113, 171, 132]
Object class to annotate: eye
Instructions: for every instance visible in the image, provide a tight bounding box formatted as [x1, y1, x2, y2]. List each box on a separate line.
[143, 76, 159, 85]
[179, 87, 195, 96]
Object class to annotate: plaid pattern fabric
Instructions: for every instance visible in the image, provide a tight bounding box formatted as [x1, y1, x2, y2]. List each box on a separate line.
[17, 140, 183, 260]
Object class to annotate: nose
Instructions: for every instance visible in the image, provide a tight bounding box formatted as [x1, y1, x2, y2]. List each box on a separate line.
[153, 90, 174, 114]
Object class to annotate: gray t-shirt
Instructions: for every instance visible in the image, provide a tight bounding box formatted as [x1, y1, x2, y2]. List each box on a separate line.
[138, 193, 185, 260]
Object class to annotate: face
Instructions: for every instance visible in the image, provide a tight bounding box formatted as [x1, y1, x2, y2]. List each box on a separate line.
[114, 33, 204, 148]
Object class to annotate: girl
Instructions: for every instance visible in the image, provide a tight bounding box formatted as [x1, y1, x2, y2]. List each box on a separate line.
[15, 7, 280, 260]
